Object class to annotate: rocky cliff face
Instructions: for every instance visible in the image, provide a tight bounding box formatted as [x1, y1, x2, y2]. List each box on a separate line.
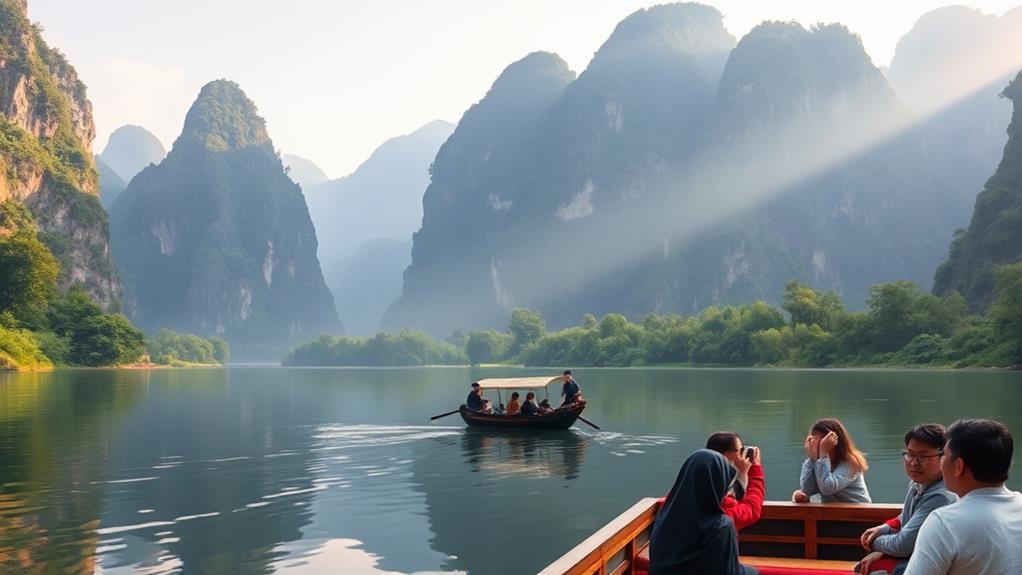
[933, 71, 1022, 310]
[384, 5, 978, 336]
[0, 0, 119, 307]
[110, 80, 340, 355]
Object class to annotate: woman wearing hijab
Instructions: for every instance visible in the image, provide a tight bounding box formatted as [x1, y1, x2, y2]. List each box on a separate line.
[649, 449, 758, 575]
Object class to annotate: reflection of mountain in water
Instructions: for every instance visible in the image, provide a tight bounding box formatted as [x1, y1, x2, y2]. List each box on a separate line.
[462, 429, 588, 480]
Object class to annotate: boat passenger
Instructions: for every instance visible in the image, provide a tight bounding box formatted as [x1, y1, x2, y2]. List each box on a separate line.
[904, 419, 1021, 575]
[481, 399, 494, 414]
[705, 431, 765, 531]
[506, 392, 521, 415]
[793, 418, 871, 503]
[560, 370, 582, 407]
[465, 382, 483, 412]
[538, 398, 553, 414]
[857, 424, 957, 575]
[649, 449, 758, 575]
[520, 392, 539, 416]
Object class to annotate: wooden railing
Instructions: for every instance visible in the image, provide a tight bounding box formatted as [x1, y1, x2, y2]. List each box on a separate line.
[539, 499, 903, 574]
[538, 497, 659, 575]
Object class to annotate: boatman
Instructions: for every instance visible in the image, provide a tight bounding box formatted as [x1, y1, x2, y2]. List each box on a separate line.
[466, 382, 483, 412]
[560, 370, 582, 407]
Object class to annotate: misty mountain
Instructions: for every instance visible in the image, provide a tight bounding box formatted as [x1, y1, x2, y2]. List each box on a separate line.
[933, 71, 1022, 311]
[96, 155, 126, 209]
[325, 238, 411, 336]
[304, 119, 452, 334]
[0, 0, 120, 307]
[305, 119, 453, 261]
[383, 5, 978, 337]
[886, 5, 1022, 211]
[99, 124, 167, 183]
[283, 154, 328, 189]
[110, 80, 340, 356]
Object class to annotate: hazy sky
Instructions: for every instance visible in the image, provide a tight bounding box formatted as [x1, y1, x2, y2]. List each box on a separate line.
[29, 1, 1022, 179]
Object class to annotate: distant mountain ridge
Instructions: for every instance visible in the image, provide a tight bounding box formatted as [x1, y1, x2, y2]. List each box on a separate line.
[110, 80, 340, 355]
[99, 124, 166, 183]
[283, 154, 328, 189]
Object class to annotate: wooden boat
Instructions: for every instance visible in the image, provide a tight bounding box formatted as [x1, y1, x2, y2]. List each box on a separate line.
[539, 497, 903, 575]
[459, 402, 585, 429]
[457, 376, 587, 430]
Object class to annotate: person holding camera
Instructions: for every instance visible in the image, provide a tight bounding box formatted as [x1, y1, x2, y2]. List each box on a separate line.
[706, 431, 765, 531]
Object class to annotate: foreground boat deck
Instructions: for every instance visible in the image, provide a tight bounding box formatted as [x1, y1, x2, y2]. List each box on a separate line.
[540, 497, 903, 575]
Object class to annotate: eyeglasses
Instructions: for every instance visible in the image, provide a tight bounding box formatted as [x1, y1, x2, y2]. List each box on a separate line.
[902, 450, 942, 463]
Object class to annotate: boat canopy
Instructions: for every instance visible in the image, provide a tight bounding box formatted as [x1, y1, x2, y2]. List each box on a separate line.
[476, 376, 564, 390]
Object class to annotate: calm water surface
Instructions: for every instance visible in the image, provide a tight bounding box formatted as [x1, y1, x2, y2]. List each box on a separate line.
[1, 367, 1020, 574]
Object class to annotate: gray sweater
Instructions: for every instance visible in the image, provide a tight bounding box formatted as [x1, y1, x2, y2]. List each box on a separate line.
[799, 457, 871, 503]
[873, 479, 957, 558]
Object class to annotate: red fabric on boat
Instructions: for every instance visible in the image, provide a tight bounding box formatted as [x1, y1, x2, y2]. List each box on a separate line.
[634, 554, 650, 572]
[754, 568, 849, 575]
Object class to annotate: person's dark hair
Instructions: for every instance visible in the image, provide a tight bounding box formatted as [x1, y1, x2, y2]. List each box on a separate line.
[811, 418, 869, 473]
[525, 392, 535, 400]
[511, 392, 520, 399]
[705, 431, 741, 454]
[563, 370, 572, 376]
[904, 424, 946, 450]
[946, 419, 1013, 483]
[471, 382, 480, 388]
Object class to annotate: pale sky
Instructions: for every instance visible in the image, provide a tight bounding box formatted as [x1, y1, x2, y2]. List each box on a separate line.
[28, 0, 1022, 179]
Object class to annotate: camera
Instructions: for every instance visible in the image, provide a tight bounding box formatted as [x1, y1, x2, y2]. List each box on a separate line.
[743, 446, 757, 459]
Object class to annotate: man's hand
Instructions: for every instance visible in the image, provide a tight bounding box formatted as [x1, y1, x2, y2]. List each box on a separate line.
[855, 551, 884, 575]
[734, 449, 753, 475]
[860, 525, 884, 550]
[792, 489, 810, 503]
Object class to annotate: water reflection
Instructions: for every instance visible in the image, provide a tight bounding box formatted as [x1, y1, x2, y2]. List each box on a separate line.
[461, 430, 588, 480]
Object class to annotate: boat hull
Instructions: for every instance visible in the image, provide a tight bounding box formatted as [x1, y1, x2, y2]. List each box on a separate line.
[458, 404, 584, 430]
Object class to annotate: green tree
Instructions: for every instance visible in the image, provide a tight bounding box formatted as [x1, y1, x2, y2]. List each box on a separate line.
[508, 308, 545, 357]
[782, 280, 845, 330]
[465, 329, 511, 365]
[0, 231, 59, 314]
[209, 337, 230, 364]
[49, 291, 145, 366]
[989, 263, 1022, 364]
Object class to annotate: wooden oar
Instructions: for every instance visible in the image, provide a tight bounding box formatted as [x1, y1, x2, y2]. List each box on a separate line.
[577, 415, 601, 430]
[430, 408, 461, 421]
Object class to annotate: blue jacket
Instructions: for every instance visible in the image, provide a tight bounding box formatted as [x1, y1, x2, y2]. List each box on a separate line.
[466, 391, 482, 411]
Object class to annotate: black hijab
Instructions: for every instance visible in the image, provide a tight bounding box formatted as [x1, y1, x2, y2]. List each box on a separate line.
[649, 449, 745, 575]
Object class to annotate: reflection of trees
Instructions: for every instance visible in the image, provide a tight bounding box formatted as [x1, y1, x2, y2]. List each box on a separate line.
[0, 370, 142, 574]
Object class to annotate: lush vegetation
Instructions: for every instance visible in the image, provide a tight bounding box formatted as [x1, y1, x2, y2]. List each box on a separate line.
[0, 200, 226, 370]
[282, 330, 466, 367]
[287, 274, 1022, 368]
[147, 329, 229, 366]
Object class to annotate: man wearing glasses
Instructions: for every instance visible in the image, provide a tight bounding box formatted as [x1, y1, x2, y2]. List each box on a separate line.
[856, 424, 957, 575]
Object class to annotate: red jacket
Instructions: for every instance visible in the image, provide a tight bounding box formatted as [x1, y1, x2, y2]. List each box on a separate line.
[657, 463, 765, 531]
[721, 464, 765, 530]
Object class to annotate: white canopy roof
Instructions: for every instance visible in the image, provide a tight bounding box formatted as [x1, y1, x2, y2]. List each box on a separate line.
[475, 376, 564, 390]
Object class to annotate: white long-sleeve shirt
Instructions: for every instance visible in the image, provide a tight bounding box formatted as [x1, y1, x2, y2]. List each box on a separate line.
[904, 485, 1022, 575]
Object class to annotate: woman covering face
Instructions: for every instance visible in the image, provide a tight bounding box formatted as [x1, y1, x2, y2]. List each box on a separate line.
[649, 449, 757, 575]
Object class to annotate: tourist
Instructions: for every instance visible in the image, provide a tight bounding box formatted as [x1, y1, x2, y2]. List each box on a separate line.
[649, 449, 758, 575]
[856, 424, 957, 575]
[792, 418, 871, 503]
[904, 419, 1021, 575]
[560, 370, 582, 406]
[538, 398, 553, 414]
[705, 431, 765, 530]
[481, 399, 493, 414]
[520, 392, 539, 416]
[506, 391, 521, 414]
[465, 382, 483, 412]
